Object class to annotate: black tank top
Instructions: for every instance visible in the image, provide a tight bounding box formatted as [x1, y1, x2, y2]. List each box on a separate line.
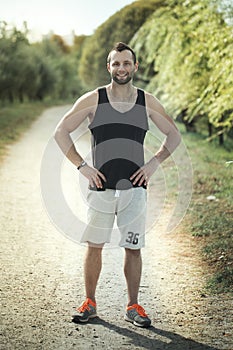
[88, 87, 149, 190]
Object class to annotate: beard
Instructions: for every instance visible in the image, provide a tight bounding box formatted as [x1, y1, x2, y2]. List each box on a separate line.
[112, 73, 133, 85]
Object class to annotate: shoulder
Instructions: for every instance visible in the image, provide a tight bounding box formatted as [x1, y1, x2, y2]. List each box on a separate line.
[143, 91, 173, 123]
[72, 88, 99, 114]
[59, 88, 101, 128]
[143, 91, 179, 133]
[144, 91, 166, 116]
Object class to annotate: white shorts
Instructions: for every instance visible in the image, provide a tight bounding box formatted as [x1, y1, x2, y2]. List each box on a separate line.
[80, 187, 147, 249]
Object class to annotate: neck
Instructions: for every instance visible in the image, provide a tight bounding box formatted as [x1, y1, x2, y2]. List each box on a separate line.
[109, 81, 135, 99]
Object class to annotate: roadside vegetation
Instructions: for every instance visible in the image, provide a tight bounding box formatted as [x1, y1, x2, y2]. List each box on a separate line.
[0, 0, 232, 293]
[0, 100, 72, 159]
[180, 128, 233, 294]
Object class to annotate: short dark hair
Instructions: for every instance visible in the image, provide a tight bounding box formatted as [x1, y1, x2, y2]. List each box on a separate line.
[107, 42, 137, 64]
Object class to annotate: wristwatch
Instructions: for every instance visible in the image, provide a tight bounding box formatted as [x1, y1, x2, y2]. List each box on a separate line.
[77, 160, 87, 170]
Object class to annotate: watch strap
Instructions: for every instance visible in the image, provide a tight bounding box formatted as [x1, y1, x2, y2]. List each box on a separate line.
[77, 161, 87, 170]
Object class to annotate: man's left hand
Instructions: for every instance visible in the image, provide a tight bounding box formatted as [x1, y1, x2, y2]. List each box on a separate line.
[130, 157, 159, 186]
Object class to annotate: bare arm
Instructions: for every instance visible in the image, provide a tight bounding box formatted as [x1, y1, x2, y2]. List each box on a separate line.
[54, 90, 106, 188]
[54, 91, 95, 166]
[147, 93, 181, 163]
[130, 92, 181, 186]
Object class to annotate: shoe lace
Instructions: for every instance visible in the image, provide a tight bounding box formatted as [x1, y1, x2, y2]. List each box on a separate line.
[77, 298, 95, 313]
[128, 304, 148, 318]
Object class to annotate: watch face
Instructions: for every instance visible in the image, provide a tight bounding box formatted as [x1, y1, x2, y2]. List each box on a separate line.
[78, 161, 86, 169]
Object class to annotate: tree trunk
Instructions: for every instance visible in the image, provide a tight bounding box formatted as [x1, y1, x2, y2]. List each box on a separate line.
[208, 122, 212, 138]
[219, 132, 224, 145]
[218, 115, 224, 146]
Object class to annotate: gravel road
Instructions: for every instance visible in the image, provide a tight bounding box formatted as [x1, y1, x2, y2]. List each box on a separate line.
[0, 106, 232, 350]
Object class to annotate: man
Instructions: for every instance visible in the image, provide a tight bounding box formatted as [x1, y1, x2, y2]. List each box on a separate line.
[54, 42, 181, 328]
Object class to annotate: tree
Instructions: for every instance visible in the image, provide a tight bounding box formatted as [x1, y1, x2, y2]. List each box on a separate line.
[130, 0, 233, 142]
[50, 34, 70, 54]
[0, 22, 86, 103]
[79, 0, 164, 88]
[0, 21, 30, 102]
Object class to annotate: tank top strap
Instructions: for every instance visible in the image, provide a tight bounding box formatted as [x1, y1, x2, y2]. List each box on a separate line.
[98, 87, 109, 104]
[98, 87, 145, 106]
[136, 88, 146, 106]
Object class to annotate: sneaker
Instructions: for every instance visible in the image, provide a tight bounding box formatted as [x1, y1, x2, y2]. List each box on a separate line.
[124, 304, 151, 328]
[73, 298, 97, 323]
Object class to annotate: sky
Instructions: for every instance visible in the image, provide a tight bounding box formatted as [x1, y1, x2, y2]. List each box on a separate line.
[1, 0, 134, 41]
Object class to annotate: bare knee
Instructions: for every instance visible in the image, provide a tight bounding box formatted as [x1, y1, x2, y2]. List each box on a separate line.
[87, 243, 103, 256]
[125, 248, 141, 258]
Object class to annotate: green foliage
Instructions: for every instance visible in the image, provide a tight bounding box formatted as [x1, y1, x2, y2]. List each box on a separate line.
[206, 268, 233, 294]
[79, 0, 163, 88]
[213, 0, 233, 25]
[50, 34, 70, 53]
[191, 203, 232, 237]
[130, 0, 233, 141]
[0, 22, 87, 103]
[0, 101, 52, 158]
[1, 0, 232, 142]
[69, 35, 89, 96]
[180, 128, 233, 293]
[0, 21, 30, 101]
[194, 206, 233, 294]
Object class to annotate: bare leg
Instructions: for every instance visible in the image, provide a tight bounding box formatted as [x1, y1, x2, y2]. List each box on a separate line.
[124, 248, 142, 306]
[84, 243, 103, 302]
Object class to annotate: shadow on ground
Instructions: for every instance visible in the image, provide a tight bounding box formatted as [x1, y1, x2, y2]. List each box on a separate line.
[72, 317, 219, 350]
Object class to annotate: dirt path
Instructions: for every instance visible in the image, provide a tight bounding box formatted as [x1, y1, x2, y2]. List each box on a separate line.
[0, 106, 232, 350]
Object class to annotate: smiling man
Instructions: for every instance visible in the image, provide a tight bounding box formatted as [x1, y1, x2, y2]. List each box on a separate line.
[54, 42, 181, 327]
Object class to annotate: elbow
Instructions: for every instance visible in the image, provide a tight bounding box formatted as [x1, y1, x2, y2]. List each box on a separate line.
[176, 131, 182, 147]
[172, 126, 182, 147]
[167, 129, 182, 153]
[173, 132, 182, 151]
[53, 126, 60, 143]
[54, 125, 65, 145]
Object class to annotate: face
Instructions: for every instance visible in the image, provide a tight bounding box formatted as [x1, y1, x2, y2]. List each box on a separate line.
[107, 50, 138, 85]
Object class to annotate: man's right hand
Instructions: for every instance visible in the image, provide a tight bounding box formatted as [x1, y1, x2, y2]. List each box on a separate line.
[79, 165, 106, 189]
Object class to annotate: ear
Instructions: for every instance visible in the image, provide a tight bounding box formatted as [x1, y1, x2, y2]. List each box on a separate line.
[134, 61, 139, 72]
[107, 63, 110, 72]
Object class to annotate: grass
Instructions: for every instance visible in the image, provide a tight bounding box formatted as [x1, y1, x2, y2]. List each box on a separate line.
[179, 126, 233, 294]
[0, 99, 72, 160]
[0, 102, 232, 293]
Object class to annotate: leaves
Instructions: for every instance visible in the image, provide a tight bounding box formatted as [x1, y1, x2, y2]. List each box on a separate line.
[78, 0, 163, 88]
[1, 0, 232, 140]
[0, 22, 87, 102]
[130, 0, 233, 140]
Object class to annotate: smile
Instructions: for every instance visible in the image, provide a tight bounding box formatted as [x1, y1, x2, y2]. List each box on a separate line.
[117, 74, 128, 78]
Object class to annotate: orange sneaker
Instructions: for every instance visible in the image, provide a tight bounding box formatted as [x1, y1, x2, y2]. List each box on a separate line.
[73, 298, 97, 323]
[124, 304, 151, 327]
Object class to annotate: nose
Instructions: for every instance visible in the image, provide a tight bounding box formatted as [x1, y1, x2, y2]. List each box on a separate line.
[118, 63, 126, 71]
